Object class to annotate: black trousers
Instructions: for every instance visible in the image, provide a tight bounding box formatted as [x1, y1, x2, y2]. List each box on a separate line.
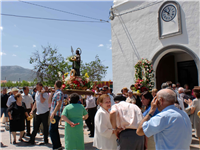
[30, 111, 49, 143]
[119, 129, 144, 150]
[85, 107, 96, 135]
[25, 109, 31, 134]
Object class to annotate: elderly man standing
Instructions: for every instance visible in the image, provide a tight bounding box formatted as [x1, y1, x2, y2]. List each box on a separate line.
[136, 89, 192, 150]
[22, 86, 34, 136]
[177, 87, 185, 110]
[110, 101, 144, 150]
[6, 88, 19, 107]
[126, 91, 136, 104]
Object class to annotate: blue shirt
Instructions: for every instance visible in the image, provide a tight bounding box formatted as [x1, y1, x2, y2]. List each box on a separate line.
[50, 89, 64, 117]
[143, 106, 159, 117]
[142, 105, 192, 150]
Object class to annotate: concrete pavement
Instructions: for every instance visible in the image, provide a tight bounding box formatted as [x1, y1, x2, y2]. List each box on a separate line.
[0, 120, 199, 150]
[0, 120, 95, 150]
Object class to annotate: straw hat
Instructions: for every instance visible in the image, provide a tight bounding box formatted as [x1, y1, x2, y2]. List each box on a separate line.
[11, 87, 19, 92]
[7, 89, 11, 94]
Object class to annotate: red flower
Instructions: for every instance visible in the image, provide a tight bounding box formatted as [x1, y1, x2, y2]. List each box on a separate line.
[62, 84, 66, 89]
[141, 87, 148, 92]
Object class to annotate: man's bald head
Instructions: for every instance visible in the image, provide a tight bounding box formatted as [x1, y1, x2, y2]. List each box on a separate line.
[157, 89, 176, 104]
[178, 87, 184, 94]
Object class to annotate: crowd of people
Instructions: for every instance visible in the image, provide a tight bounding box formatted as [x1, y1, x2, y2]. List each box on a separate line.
[1, 81, 200, 150]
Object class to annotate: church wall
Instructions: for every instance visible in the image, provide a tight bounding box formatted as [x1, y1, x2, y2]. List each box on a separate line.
[111, 1, 199, 93]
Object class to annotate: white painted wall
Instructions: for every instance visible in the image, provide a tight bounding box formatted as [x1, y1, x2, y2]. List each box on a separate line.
[111, 1, 199, 94]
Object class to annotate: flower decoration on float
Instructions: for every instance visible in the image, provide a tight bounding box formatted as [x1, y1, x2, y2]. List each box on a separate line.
[132, 58, 154, 93]
[62, 70, 93, 90]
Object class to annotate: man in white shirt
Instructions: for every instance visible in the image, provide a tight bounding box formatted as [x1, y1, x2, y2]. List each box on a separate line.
[6, 88, 19, 107]
[28, 82, 49, 145]
[22, 86, 34, 136]
[177, 87, 185, 110]
[110, 101, 144, 150]
[85, 95, 97, 137]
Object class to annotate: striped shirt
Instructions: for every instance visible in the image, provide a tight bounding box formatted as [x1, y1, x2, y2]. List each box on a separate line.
[50, 89, 64, 117]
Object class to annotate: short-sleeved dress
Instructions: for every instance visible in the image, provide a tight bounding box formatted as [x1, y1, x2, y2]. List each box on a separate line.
[61, 103, 88, 150]
[192, 98, 200, 137]
[7, 102, 27, 132]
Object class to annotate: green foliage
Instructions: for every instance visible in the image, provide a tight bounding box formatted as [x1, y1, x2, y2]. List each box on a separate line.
[29, 45, 71, 86]
[21, 80, 30, 87]
[5, 81, 14, 88]
[80, 55, 108, 82]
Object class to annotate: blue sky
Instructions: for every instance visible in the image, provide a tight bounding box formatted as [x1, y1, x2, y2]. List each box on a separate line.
[1, 1, 113, 81]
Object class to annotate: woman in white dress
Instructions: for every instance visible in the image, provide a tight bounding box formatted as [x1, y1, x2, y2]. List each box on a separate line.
[93, 94, 117, 150]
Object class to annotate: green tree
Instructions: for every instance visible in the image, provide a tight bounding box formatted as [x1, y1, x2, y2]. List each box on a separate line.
[30, 45, 71, 86]
[21, 80, 30, 87]
[5, 81, 14, 88]
[15, 81, 21, 87]
[81, 55, 108, 82]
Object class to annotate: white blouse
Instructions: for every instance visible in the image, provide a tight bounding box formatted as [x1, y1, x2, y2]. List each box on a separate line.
[93, 107, 117, 150]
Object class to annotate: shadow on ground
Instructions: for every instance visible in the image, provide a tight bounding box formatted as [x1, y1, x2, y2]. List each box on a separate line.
[0, 142, 8, 147]
[85, 142, 95, 150]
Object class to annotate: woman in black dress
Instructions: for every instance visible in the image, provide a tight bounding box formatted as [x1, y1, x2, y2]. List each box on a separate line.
[7, 93, 29, 144]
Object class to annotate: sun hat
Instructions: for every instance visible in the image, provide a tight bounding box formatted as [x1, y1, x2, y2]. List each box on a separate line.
[7, 89, 11, 94]
[11, 87, 19, 92]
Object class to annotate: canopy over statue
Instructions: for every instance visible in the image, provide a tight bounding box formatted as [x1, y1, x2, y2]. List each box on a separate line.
[71, 47, 81, 76]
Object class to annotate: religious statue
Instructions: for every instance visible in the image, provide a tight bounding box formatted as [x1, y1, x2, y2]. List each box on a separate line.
[71, 47, 81, 76]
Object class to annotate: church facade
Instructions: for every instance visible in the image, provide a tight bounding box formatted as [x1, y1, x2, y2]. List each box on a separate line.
[110, 0, 199, 93]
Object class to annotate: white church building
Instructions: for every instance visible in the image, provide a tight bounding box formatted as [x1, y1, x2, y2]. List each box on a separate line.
[110, 0, 199, 93]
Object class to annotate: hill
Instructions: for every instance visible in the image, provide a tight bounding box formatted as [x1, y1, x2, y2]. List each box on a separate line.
[1, 66, 36, 81]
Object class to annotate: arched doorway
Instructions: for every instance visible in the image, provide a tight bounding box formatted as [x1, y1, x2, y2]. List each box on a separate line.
[152, 45, 199, 90]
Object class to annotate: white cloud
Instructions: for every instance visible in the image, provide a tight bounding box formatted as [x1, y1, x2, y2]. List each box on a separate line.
[13, 45, 19, 48]
[110, 47, 112, 50]
[33, 45, 36, 48]
[109, 39, 111, 42]
[12, 54, 17, 57]
[98, 44, 104, 47]
[0, 26, 3, 30]
[0, 52, 6, 55]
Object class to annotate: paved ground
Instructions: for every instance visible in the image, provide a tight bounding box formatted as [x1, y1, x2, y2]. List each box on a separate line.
[0, 119, 95, 150]
[0, 118, 199, 150]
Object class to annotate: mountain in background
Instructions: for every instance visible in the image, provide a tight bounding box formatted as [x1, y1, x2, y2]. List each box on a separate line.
[1, 66, 36, 81]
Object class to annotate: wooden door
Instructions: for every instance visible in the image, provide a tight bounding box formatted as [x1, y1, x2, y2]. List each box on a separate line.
[177, 60, 198, 89]
[156, 55, 175, 90]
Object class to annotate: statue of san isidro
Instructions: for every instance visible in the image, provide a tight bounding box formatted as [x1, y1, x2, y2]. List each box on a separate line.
[71, 47, 81, 76]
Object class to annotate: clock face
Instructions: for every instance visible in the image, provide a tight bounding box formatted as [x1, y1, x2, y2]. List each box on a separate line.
[161, 4, 177, 22]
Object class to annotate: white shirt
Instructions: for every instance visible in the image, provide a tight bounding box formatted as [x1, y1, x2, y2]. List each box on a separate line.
[86, 95, 96, 109]
[35, 91, 49, 115]
[93, 107, 117, 150]
[6, 95, 16, 107]
[177, 97, 185, 111]
[22, 93, 34, 109]
[111, 101, 143, 129]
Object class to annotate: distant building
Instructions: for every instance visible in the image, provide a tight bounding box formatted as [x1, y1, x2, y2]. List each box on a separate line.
[1, 80, 7, 84]
[111, 0, 199, 93]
